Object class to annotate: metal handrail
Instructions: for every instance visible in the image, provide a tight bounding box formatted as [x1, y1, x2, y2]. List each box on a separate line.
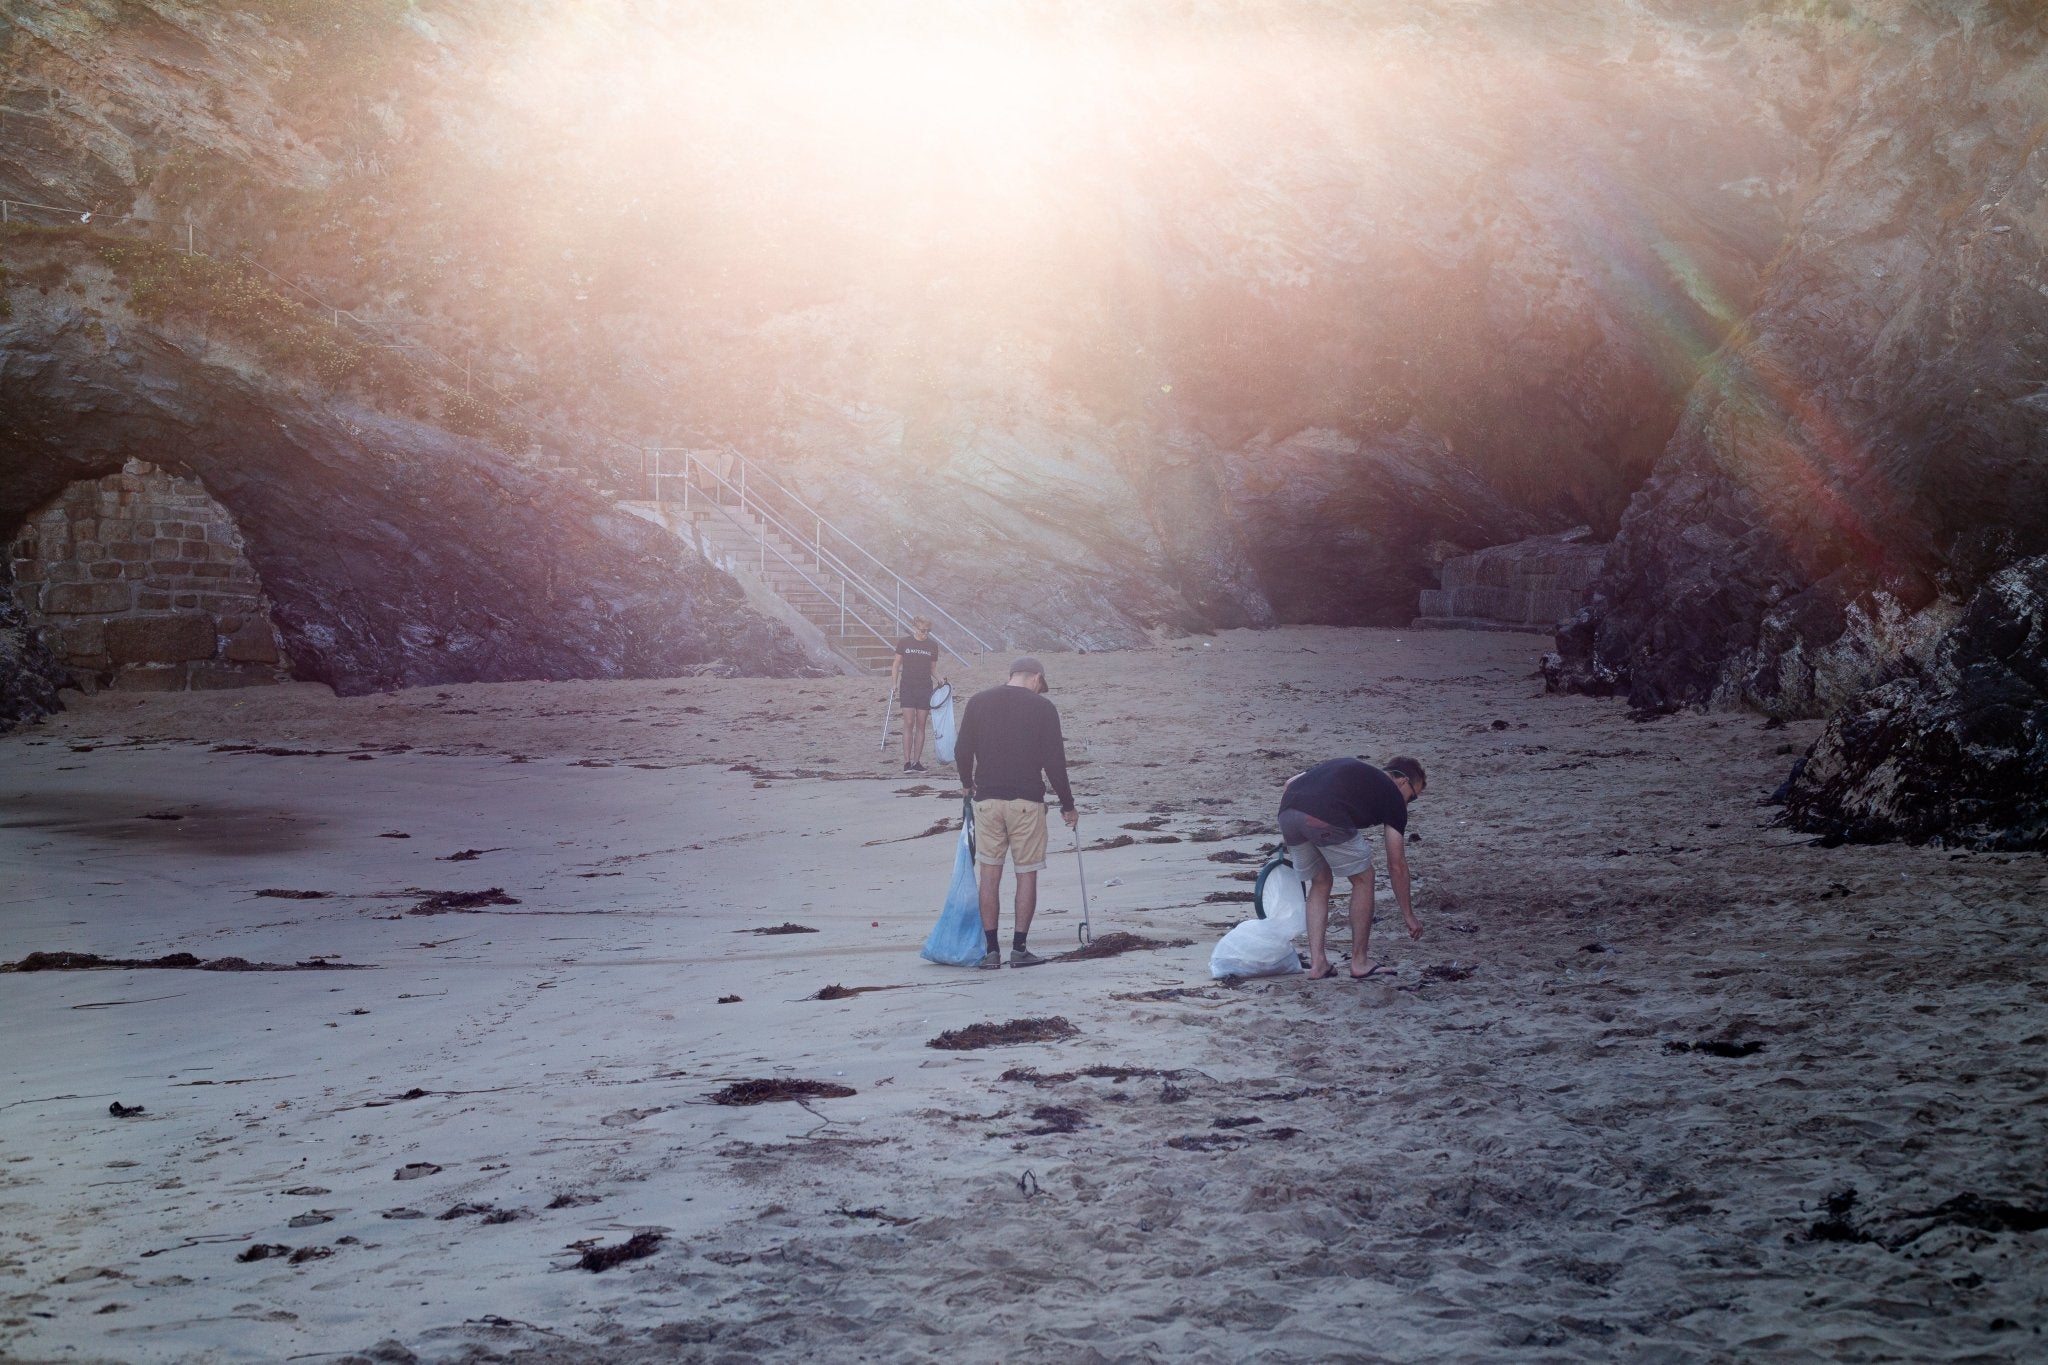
[4, 193, 977, 657]
[674, 477, 905, 657]
[647, 452, 964, 666]
[648, 444, 990, 658]
[713, 443, 992, 654]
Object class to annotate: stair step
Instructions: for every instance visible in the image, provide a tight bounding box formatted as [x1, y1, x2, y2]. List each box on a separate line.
[652, 487, 963, 677]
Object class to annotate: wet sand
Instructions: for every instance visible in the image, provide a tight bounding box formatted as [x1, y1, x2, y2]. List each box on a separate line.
[2, 626, 2044, 1362]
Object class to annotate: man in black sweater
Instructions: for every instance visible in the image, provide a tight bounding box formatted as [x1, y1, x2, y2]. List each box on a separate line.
[1278, 755, 1426, 979]
[953, 657, 1077, 970]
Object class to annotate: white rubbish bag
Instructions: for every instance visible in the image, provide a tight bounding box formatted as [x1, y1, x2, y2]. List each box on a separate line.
[1209, 848, 1308, 978]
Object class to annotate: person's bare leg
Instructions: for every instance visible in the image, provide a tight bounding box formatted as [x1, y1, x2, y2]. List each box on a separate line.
[1304, 867, 1336, 978]
[978, 862, 1004, 933]
[1013, 870, 1038, 938]
[1346, 871, 1378, 976]
[908, 708, 929, 766]
[902, 708, 922, 766]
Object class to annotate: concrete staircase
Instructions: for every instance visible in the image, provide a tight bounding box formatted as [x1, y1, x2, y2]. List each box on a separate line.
[622, 447, 989, 678]
[1416, 529, 1608, 633]
[688, 505, 898, 673]
[620, 498, 900, 675]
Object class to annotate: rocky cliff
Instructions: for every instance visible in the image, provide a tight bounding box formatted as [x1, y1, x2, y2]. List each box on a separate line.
[1784, 556, 2048, 850]
[0, 570, 63, 727]
[0, 232, 806, 722]
[2, 0, 1805, 651]
[5, 1, 2044, 843]
[1552, 8, 2048, 723]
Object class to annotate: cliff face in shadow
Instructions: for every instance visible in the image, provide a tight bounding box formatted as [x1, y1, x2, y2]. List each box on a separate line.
[1552, 10, 2048, 723]
[1, 0, 1805, 650]
[1782, 556, 2048, 850]
[0, 577, 63, 729]
[5, 1, 2045, 844]
[0, 245, 806, 721]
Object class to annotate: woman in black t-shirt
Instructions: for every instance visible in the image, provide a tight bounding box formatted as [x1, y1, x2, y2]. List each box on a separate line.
[889, 616, 944, 772]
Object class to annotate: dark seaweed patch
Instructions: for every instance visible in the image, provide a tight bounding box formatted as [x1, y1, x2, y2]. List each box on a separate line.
[999, 1064, 1190, 1086]
[744, 923, 818, 935]
[835, 1206, 916, 1226]
[407, 888, 520, 915]
[5, 951, 368, 973]
[1055, 932, 1192, 963]
[578, 1231, 663, 1272]
[1898, 1193, 2048, 1239]
[1665, 1039, 1763, 1058]
[1020, 1105, 1087, 1135]
[1805, 1187, 1875, 1244]
[708, 1078, 857, 1106]
[1166, 1133, 1239, 1152]
[928, 1017, 1079, 1050]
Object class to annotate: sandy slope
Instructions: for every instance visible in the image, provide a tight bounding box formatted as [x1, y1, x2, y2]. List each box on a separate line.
[2, 627, 2044, 1363]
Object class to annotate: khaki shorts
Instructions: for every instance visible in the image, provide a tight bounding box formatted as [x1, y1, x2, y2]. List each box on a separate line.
[974, 799, 1048, 872]
[1279, 808, 1377, 882]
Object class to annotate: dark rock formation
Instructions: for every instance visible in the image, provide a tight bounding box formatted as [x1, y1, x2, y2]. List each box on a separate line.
[0, 566, 66, 731]
[1785, 557, 2048, 850]
[1219, 425, 1538, 627]
[0, 262, 807, 698]
[2, 2, 1802, 650]
[1421, 528, 1606, 633]
[6, 2, 2046, 847]
[1555, 9, 2048, 725]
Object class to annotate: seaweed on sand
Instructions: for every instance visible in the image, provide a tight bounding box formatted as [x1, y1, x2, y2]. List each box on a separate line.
[708, 1078, 857, 1106]
[1054, 932, 1193, 962]
[927, 1017, 1079, 1051]
[578, 1231, 663, 1271]
[4, 951, 368, 972]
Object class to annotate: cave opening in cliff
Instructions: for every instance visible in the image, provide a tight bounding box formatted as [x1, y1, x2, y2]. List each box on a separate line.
[7, 460, 289, 694]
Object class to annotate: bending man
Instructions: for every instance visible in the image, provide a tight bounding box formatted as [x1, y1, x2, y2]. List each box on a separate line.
[1277, 756, 1426, 979]
[953, 657, 1077, 969]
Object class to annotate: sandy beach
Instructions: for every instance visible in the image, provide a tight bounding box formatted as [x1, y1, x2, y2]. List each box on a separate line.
[3, 626, 2044, 1363]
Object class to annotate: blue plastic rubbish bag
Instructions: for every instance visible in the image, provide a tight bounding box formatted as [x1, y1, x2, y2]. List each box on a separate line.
[921, 800, 986, 966]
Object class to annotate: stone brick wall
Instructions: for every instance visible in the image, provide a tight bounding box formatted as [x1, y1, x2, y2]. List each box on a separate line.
[7, 459, 288, 691]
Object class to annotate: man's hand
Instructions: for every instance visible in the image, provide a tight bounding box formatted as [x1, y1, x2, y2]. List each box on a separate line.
[1061, 806, 1079, 830]
[1404, 914, 1424, 941]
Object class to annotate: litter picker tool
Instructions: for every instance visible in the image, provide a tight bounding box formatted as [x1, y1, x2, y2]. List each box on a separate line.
[1073, 821, 1092, 947]
[876, 690, 895, 754]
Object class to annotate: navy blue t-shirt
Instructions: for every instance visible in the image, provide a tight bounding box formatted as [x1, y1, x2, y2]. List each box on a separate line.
[894, 636, 940, 690]
[1278, 758, 1408, 834]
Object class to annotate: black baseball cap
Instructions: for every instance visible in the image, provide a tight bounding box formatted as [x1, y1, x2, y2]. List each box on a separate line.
[1009, 656, 1049, 691]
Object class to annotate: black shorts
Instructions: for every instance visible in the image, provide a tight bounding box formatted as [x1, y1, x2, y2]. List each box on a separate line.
[898, 681, 932, 711]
